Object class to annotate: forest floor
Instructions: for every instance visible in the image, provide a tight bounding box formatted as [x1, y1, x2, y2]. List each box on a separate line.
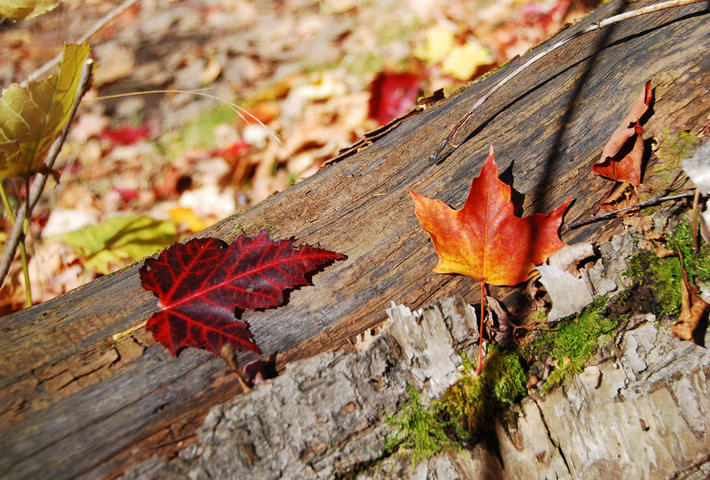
[0, 0, 600, 313]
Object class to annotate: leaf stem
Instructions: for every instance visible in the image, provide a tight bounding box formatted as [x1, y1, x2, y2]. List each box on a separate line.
[476, 282, 485, 376]
[21, 175, 32, 306]
[0, 182, 14, 225]
[0, 176, 32, 305]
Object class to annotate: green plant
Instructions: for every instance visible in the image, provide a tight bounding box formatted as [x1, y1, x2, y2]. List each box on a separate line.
[0, 43, 92, 305]
[528, 298, 617, 391]
[383, 384, 460, 466]
[439, 347, 527, 440]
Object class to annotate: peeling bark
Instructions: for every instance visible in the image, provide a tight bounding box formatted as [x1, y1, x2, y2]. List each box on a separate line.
[120, 297, 480, 480]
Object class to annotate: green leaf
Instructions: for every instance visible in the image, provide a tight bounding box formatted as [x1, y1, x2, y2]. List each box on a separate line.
[58, 215, 178, 275]
[0, 0, 62, 21]
[0, 43, 90, 179]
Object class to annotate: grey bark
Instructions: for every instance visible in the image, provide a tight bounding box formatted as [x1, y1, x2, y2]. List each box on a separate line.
[119, 297, 481, 480]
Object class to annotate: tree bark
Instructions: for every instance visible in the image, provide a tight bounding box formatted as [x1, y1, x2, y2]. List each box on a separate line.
[117, 262, 710, 480]
[1, 0, 709, 478]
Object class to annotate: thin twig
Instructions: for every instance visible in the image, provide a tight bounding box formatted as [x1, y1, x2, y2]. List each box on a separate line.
[20, 0, 139, 86]
[691, 189, 700, 253]
[89, 89, 288, 153]
[20, 176, 32, 306]
[0, 60, 94, 287]
[566, 191, 698, 229]
[429, 0, 707, 163]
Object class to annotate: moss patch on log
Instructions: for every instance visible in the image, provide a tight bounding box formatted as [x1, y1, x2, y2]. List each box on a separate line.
[625, 217, 710, 319]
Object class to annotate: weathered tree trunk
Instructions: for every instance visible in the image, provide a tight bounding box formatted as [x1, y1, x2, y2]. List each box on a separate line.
[117, 272, 710, 480]
[1, 0, 709, 478]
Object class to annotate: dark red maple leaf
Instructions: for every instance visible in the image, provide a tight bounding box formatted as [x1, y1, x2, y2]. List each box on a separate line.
[368, 71, 422, 125]
[139, 229, 346, 356]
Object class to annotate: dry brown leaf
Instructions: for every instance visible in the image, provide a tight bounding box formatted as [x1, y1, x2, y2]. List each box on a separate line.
[672, 259, 708, 344]
[525, 278, 548, 308]
[622, 215, 655, 235]
[486, 296, 518, 349]
[92, 43, 135, 87]
[600, 180, 638, 212]
[592, 81, 652, 186]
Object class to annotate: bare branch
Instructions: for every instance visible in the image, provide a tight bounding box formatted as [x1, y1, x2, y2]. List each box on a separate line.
[566, 191, 698, 229]
[0, 60, 94, 287]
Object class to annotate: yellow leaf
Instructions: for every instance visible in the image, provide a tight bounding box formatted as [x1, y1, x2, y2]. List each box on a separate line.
[441, 41, 493, 81]
[169, 207, 212, 233]
[0, 0, 62, 21]
[0, 43, 90, 179]
[414, 27, 455, 65]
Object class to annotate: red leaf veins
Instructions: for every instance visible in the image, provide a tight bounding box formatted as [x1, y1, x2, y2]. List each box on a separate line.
[139, 229, 346, 356]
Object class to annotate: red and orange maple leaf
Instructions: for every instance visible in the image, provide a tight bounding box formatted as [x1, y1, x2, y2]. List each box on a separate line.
[592, 80, 653, 186]
[140, 229, 345, 356]
[411, 146, 569, 374]
[411, 146, 570, 286]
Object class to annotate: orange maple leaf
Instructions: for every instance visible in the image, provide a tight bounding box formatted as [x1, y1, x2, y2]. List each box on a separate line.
[411, 146, 569, 375]
[411, 146, 570, 286]
[592, 80, 653, 186]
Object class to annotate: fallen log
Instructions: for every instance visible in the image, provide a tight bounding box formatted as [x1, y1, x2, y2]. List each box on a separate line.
[119, 283, 710, 479]
[1, 0, 709, 478]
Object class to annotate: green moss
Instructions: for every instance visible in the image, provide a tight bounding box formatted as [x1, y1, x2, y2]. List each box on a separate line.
[384, 349, 526, 465]
[543, 357, 586, 392]
[652, 129, 698, 192]
[525, 298, 617, 391]
[384, 384, 460, 466]
[531, 308, 548, 322]
[532, 299, 611, 360]
[628, 248, 681, 318]
[670, 220, 710, 282]
[438, 373, 489, 440]
[382, 216, 710, 466]
[654, 128, 697, 173]
[549, 299, 616, 360]
[624, 217, 710, 319]
[439, 347, 526, 441]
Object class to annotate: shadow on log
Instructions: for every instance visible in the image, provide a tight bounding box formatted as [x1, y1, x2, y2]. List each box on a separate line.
[1, 0, 709, 478]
